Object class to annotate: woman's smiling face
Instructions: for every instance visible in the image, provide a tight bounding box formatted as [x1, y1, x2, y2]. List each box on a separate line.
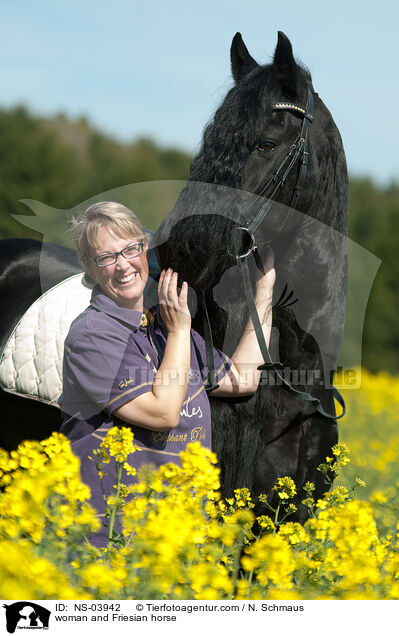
[85, 225, 149, 311]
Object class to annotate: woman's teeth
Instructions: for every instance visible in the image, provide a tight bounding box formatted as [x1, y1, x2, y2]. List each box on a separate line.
[117, 273, 137, 283]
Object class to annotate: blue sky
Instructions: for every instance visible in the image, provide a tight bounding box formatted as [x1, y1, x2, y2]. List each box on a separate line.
[0, 0, 398, 184]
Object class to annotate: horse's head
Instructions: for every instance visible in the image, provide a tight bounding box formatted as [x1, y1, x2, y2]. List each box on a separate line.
[156, 31, 348, 299]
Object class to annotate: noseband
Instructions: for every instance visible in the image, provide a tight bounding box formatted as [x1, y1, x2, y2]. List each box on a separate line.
[204, 85, 346, 421]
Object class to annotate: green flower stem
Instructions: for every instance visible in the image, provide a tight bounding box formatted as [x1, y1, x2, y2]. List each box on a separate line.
[108, 461, 123, 544]
[232, 530, 244, 594]
[97, 465, 107, 508]
[279, 510, 293, 524]
[274, 501, 281, 526]
[246, 567, 254, 588]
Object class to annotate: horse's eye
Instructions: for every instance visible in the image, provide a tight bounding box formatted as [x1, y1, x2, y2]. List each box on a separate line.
[256, 140, 277, 152]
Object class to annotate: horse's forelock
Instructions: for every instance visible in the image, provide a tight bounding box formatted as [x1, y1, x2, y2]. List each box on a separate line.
[189, 68, 275, 187]
[189, 63, 311, 188]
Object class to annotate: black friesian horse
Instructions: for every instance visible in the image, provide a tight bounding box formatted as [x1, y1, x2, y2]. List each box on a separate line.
[0, 33, 348, 521]
[155, 32, 348, 520]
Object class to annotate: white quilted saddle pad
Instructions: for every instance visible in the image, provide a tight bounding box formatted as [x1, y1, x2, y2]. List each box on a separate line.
[0, 274, 91, 407]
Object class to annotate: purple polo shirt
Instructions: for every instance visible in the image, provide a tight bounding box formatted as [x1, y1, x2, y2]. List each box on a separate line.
[60, 285, 231, 546]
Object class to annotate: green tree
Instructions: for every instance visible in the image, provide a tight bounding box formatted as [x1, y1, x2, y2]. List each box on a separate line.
[348, 178, 399, 372]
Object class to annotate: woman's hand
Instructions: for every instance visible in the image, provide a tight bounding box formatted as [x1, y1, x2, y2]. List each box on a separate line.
[158, 268, 191, 334]
[254, 245, 275, 305]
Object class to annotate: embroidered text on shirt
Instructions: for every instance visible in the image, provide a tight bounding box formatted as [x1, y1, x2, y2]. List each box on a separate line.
[190, 426, 206, 442]
[118, 377, 135, 389]
[180, 404, 203, 419]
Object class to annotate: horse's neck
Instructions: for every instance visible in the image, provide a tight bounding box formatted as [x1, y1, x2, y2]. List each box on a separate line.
[275, 162, 348, 375]
[311, 137, 349, 234]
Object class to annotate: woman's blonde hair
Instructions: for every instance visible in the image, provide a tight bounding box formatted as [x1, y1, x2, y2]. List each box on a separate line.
[70, 201, 148, 259]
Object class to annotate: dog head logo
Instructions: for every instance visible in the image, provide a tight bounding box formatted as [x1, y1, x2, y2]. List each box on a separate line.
[2, 603, 50, 633]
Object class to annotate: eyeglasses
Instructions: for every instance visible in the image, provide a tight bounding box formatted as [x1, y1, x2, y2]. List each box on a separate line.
[89, 241, 145, 268]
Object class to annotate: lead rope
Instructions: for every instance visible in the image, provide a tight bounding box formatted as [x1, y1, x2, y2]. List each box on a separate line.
[239, 254, 346, 419]
[202, 290, 220, 393]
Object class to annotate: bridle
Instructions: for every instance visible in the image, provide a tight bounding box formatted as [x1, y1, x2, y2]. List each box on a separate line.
[203, 85, 346, 420]
[230, 84, 314, 259]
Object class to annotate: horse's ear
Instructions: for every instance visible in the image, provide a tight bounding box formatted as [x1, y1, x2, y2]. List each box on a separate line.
[272, 31, 298, 96]
[230, 32, 259, 83]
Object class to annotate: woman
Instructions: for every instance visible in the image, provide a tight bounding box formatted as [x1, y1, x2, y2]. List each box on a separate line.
[60, 201, 275, 546]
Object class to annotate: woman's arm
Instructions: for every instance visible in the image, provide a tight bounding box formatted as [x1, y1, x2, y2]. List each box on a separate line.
[113, 268, 192, 431]
[210, 248, 275, 397]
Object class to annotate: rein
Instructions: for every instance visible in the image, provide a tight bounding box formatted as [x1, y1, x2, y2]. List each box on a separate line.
[204, 85, 346, 421]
